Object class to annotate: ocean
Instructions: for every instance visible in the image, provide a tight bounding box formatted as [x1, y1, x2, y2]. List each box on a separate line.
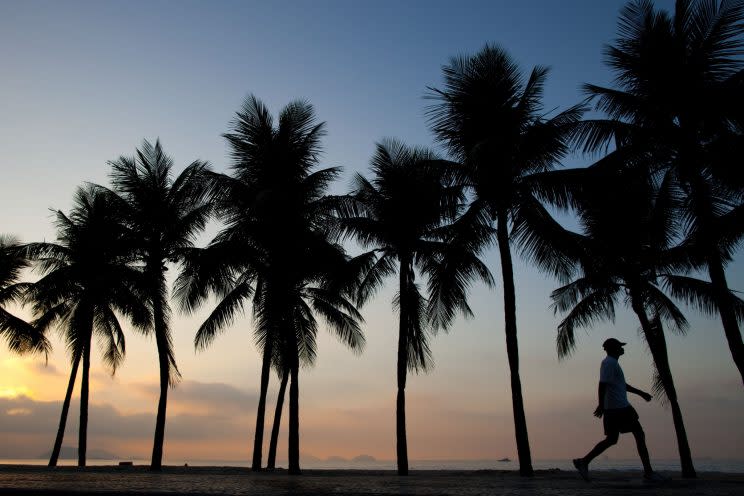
[1, 458, 742, 473]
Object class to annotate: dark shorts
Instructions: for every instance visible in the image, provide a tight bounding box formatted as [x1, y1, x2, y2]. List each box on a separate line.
[603, 405, 641, 436]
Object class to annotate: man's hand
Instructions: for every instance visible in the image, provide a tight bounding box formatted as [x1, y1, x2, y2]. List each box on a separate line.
[593, 405, 604, 418]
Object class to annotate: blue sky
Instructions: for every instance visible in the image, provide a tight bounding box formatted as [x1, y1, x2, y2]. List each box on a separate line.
[1, 0, 742, 465]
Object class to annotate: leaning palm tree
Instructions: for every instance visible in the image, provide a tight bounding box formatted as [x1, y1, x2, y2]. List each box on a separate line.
[24, 186, 149, 467]
[427, 45, 584, 476]
[265, 329, 303, 471]
[552, 164, 702, 478]
[107, 139, 211, 470]
[176, 95, 365, 474]
[265, 363, 289, 470]
[576, 0, 744, 385]
[336, 139, 492, 475]
[0, 235, 48, 356]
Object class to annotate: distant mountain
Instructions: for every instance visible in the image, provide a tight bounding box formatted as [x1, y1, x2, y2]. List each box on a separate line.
[300, 453, 322, 462]
[325, 455, 348, 462]
[37, 447, 118, 460]
[352, 455, 377, 462]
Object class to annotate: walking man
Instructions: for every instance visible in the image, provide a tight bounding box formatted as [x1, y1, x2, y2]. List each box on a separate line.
[573, 338, 663, 482]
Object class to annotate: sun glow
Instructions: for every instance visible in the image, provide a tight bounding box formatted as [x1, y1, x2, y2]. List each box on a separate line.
[0, 386, 33, 399]
[6, 408, 32, 416]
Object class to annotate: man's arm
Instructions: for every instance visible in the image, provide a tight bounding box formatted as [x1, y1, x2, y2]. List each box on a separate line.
[626, 383, 652, 402]
[594, 382, 606, 417]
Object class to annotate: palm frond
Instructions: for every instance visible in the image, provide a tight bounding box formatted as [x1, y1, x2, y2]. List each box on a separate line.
[397, 280, 434, 374]
[306, 287, 365, 353]
[424, 240, 493, 332]
[94, 307, 126, 374]
[512, 195, 582, 282]
[662, 273, 744, 322]
[354, 252, 396, 306]
[555, 286, 618, 359]
[194, 279, 253, 350]
[644, 284, 689, 335]
[0, 307, 49, 356]
[293, 298, 319, 367]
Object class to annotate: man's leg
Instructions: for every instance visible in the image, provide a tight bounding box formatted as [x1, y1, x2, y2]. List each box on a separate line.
[574, 433, 618, 481]
[631, 427, 653, 476]
[582, 432, 619, 465]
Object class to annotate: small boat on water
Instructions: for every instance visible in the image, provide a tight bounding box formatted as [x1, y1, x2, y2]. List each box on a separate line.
[497, 457, 511, 462]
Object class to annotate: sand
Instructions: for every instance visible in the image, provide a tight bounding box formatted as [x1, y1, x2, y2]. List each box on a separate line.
[0, 465, 742, 495]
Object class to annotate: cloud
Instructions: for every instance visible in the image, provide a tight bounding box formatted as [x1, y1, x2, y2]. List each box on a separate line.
[0, 381, 257, 460]
[0, 395, 61, 435]
[0, 377, 741, 462]
[134, 380, 259, 416]
[29, 361, 62, 377]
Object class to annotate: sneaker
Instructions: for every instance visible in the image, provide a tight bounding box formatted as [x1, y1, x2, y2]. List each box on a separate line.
[573, 458, 590, 482]
[643, 472, 668, 483]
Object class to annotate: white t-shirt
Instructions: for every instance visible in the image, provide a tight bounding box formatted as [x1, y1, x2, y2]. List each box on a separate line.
[599, 356, 630, 410]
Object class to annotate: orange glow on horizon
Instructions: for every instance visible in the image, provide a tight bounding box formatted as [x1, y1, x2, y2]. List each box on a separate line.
[0, 386, 33, 399]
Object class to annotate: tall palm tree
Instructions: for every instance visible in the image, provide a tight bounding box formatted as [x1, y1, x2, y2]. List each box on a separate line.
[176, 95, 365, 474]
[427, 45, 584, 476]
[337, 139, 492, 475]
[551, 164, 704, 478]
[576, 0, 744, 385]
[24, 186, 149, 467]
[0, 235, 48, 356]
[107, 139, 212, 470]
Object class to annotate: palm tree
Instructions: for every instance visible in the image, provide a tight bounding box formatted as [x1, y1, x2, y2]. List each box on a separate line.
[0, 235, 48, 356]
[426, 45, 584, 476]
[337, 139, 492, 475]
[576, 0, 744, 385]
[176, 95, 365, 474]
[107, 139, 212, 470]
[24, 186, 149, 467]
[551, 164, 703, 478]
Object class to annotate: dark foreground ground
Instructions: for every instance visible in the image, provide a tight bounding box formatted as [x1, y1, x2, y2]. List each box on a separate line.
[0, 465, 742, 496]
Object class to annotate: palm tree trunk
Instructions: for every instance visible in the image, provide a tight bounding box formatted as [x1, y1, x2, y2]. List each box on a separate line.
[690, 171, 744, 387]
[496, 213, 533, 477]
[49, 353, 81, 467]
[151, 278, 170, 471]
[267, 369, 288, 470]
[630, 292, 696, 478]
[707, 254, 744, 386]
[252, 339, 273, 471]
[396, 341, 409, 476]
[288, 357, 300, 475]
[150, 328, 169, 469]
[78, 334, 92, 467]
[396, 256, 411, 476]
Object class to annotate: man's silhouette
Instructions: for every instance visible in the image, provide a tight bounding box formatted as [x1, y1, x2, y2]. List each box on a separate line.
[573, 338, 663, 481]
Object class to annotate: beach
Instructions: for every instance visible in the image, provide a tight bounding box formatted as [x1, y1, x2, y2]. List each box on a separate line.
[0, 465, 743, 496]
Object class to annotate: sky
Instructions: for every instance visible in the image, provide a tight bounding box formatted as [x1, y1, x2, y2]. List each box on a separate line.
[1, 0, 742, 466]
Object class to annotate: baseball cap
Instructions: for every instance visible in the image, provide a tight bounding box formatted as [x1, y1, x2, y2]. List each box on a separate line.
[602, 338, 626, 350]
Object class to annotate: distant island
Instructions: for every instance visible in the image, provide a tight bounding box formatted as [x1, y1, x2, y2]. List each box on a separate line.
[37, 447, 119, 460]
[352, 455, 377, 462]
[322, 455, 378, 463]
